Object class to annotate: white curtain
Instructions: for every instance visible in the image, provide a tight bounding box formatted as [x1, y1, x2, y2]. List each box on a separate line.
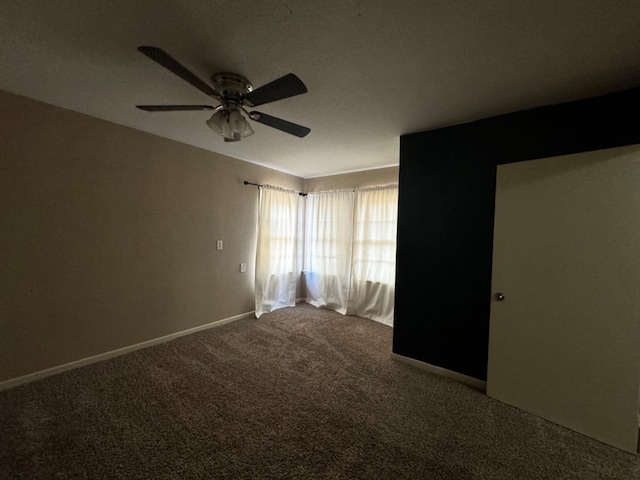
[347, 187, 398, 325]
[255, 186, 299, 318]
[304, 186, 398, 325]
[304, 191, 354, 314]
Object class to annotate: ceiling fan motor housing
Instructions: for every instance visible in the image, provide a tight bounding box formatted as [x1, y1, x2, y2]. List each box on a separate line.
[211, 73, 253, 102]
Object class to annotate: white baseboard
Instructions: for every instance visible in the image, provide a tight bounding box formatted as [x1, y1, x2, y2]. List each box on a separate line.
[391, 353, 487, 392]
[0, 310, 255, 392]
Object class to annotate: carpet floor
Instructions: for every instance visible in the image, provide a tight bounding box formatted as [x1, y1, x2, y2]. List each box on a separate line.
[1, 303, 639, 479]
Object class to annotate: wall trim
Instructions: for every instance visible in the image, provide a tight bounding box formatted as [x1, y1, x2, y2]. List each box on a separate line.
[0, 310, 255, 392]
[391, 353, 487, 392]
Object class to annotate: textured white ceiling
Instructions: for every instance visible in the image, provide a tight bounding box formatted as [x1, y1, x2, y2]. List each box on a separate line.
[1, 1, 639, 178]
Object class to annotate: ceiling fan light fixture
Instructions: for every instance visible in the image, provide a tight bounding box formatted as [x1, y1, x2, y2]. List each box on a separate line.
[228, 109, 248, 134]
[206, 110, 227, 134]
[242, 120, 255, 138]
[207, 108, 254, 141]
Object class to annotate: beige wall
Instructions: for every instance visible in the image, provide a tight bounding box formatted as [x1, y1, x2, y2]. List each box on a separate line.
[0, 90, 304, 382]
[0, 90, 399, 384]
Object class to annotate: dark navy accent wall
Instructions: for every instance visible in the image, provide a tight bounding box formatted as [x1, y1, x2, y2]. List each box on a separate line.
[393, 87, 640, 381]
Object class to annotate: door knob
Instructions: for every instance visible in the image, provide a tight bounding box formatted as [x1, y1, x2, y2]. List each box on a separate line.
[493, 292, 505, 301]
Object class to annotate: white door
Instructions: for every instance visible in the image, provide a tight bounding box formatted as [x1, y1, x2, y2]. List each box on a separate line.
[487, 144, 640, 453]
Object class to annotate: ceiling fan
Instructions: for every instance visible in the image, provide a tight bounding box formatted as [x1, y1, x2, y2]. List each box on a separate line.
[136, 46, 310, 142]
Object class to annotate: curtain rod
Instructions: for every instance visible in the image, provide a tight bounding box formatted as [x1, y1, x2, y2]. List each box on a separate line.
[305, 184, 399, 195]
[243, 181, 307, 196]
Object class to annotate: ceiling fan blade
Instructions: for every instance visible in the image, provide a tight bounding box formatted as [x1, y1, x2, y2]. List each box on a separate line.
[242, 73, 307, 107]
[249, 111, 310, 138]
[138, 46, 219, 98]
[136, 105, 218, 112]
